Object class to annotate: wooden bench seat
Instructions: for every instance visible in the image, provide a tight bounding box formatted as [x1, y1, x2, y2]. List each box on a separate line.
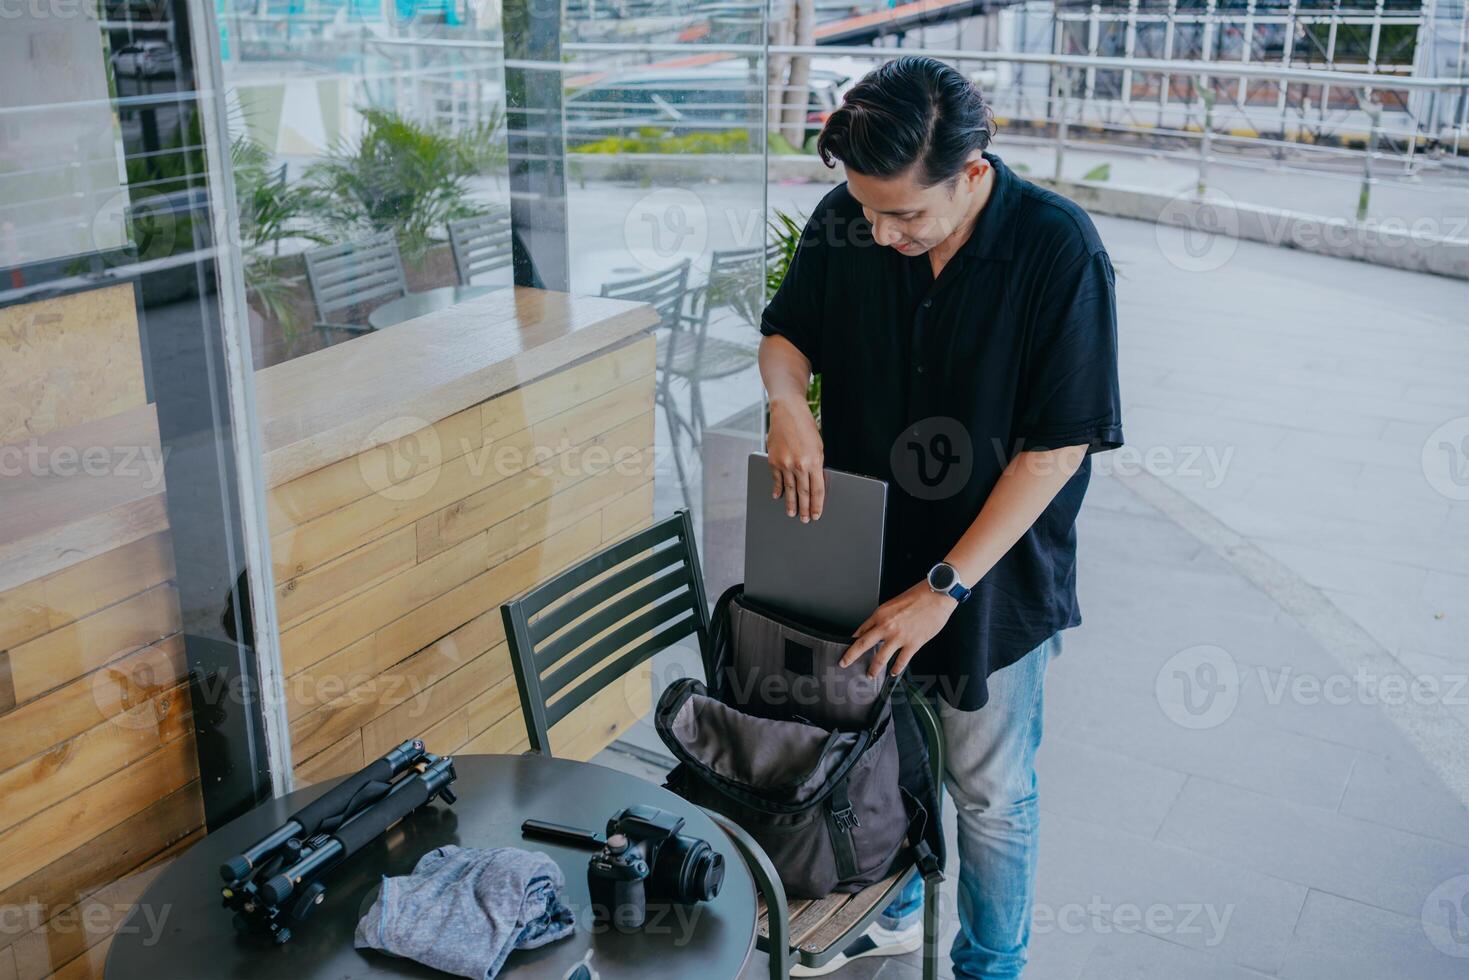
[758, 868, 909, 956]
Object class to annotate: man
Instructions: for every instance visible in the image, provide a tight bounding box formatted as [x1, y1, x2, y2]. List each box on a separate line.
[759, 56, 1122, 978]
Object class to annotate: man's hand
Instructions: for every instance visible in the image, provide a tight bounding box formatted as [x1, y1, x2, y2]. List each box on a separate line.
[767, 396, 826, 522]
[841, 581, 957, 679]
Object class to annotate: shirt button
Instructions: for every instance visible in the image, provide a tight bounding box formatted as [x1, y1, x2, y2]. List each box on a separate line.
[916, 365, 925, 374]
[922, 299, 933, 308]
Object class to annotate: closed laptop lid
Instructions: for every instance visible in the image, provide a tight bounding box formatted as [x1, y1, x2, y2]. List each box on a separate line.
[743, 453, 887, 631]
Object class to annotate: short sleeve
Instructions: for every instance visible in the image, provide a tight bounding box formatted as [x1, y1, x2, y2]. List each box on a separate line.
[1015, 249, 1124, 453]
[760, 214, 827, 374]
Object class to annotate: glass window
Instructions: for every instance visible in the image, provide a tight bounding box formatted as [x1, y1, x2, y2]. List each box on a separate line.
[0, 2, 273, 975]
[3, 0, 769, 966]
[213, 0, 768, 782]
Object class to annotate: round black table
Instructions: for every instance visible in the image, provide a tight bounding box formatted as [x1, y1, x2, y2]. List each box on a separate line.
[368, 285, 500, 329]
[105, 755, 756, 980]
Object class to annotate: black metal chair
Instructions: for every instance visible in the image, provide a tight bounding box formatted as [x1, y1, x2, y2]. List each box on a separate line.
[600, 260, 757, 512]
[302, 232, 408, 344]
[674, 252, 763, 437]
[448, 209, 514, 285]
[501, 510, 944, 980]
[703, 245, 768, 332]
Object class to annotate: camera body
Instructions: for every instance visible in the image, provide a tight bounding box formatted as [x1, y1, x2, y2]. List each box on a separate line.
[586, 805, 725, 930]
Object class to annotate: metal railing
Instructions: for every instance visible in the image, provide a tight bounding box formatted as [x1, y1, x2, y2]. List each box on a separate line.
[359, 35, 1469, 219]
[773, 43, 1469, 219]
[13, 29, 1466, 275]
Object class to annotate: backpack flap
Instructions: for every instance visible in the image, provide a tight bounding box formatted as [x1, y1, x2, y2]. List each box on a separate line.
[656, 675, 907, 899]
[654, 678, 875, 813]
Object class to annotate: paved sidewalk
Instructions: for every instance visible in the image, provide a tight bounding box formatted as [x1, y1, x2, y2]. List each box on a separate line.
[1100, 210, 1469, 790]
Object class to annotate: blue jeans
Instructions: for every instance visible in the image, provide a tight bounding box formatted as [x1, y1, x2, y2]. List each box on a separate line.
[880, 634, 1058, 979]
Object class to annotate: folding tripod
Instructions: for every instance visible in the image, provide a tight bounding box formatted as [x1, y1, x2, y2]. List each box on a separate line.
[218, 738, 459, 944]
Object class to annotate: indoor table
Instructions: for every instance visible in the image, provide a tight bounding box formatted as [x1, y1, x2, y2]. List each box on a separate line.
[368, 284, 499, 329]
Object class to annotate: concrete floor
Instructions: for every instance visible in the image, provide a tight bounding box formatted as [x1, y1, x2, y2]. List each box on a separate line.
[582, 168, 1469, 977]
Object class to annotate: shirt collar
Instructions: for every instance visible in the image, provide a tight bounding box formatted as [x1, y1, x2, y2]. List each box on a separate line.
[956, 152, 1019, 262]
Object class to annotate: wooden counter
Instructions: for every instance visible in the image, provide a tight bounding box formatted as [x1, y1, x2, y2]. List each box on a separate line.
[0, 284, 202, 980]
[255, 287, 661, 784]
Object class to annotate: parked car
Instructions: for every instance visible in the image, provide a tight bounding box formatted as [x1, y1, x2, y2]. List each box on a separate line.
[111, 40, 179, 78]
[565, 57, 861, 145]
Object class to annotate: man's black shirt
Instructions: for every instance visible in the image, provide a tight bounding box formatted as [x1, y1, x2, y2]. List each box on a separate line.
[760, 153, 1123, 710]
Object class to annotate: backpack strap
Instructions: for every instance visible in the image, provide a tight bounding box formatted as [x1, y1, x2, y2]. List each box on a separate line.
[704, 583, 744, 699]
[825, 777, 861, 881]
[899, 786, 945, 885]
[890, 680, 947, 876]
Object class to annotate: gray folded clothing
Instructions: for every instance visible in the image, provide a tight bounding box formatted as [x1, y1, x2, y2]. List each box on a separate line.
[355, 845, 576, 980]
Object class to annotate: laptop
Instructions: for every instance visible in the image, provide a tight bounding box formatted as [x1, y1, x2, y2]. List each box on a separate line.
[744, 452, 888, 631]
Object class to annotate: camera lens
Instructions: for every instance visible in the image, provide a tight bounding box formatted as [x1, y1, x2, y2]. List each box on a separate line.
[693, 848, 725, 901]
[665, 836, 724, 903]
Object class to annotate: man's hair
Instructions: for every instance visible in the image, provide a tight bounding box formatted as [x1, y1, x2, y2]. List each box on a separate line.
[816, 55, 997, 187]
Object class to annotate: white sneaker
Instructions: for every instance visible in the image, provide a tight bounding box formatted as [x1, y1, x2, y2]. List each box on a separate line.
[788, 920, 923, 977]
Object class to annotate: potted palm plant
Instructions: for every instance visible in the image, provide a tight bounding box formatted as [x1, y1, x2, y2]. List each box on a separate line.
[232, 136, 329, 357]
[304, 107, 505, 278]
[764, 209, 819, 426]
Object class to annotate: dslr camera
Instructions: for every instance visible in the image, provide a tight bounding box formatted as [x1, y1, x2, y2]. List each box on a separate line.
[586, 805, 725, 930]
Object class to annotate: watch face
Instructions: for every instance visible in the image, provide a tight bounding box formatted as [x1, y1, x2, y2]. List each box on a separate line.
[928, 563, 957, 591]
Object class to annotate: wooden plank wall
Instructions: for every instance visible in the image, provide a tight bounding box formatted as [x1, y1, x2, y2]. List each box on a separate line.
[271, 334, 659, 785]
[0, 286, 203, 980]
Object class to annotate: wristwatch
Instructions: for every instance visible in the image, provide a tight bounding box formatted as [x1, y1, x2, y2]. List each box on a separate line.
[926, 561, 972, 603]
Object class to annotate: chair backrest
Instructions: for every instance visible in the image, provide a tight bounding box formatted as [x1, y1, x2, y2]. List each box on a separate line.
[708, 246, 763, 284]
[501, 510, 712, 755]
[303, 232, 408, 323]
[705, 246, 766, 327]
[448, 209, 513, 285]
[599, 259, 690, 332]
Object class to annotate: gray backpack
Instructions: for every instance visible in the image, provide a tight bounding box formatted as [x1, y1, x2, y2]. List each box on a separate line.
[656, 586, 937, 899]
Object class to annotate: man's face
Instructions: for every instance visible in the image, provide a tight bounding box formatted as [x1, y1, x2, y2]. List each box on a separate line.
[845, 155, 988, 256]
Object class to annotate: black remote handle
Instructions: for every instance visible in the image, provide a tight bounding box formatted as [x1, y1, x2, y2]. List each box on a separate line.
[522, 819, 605, 850]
